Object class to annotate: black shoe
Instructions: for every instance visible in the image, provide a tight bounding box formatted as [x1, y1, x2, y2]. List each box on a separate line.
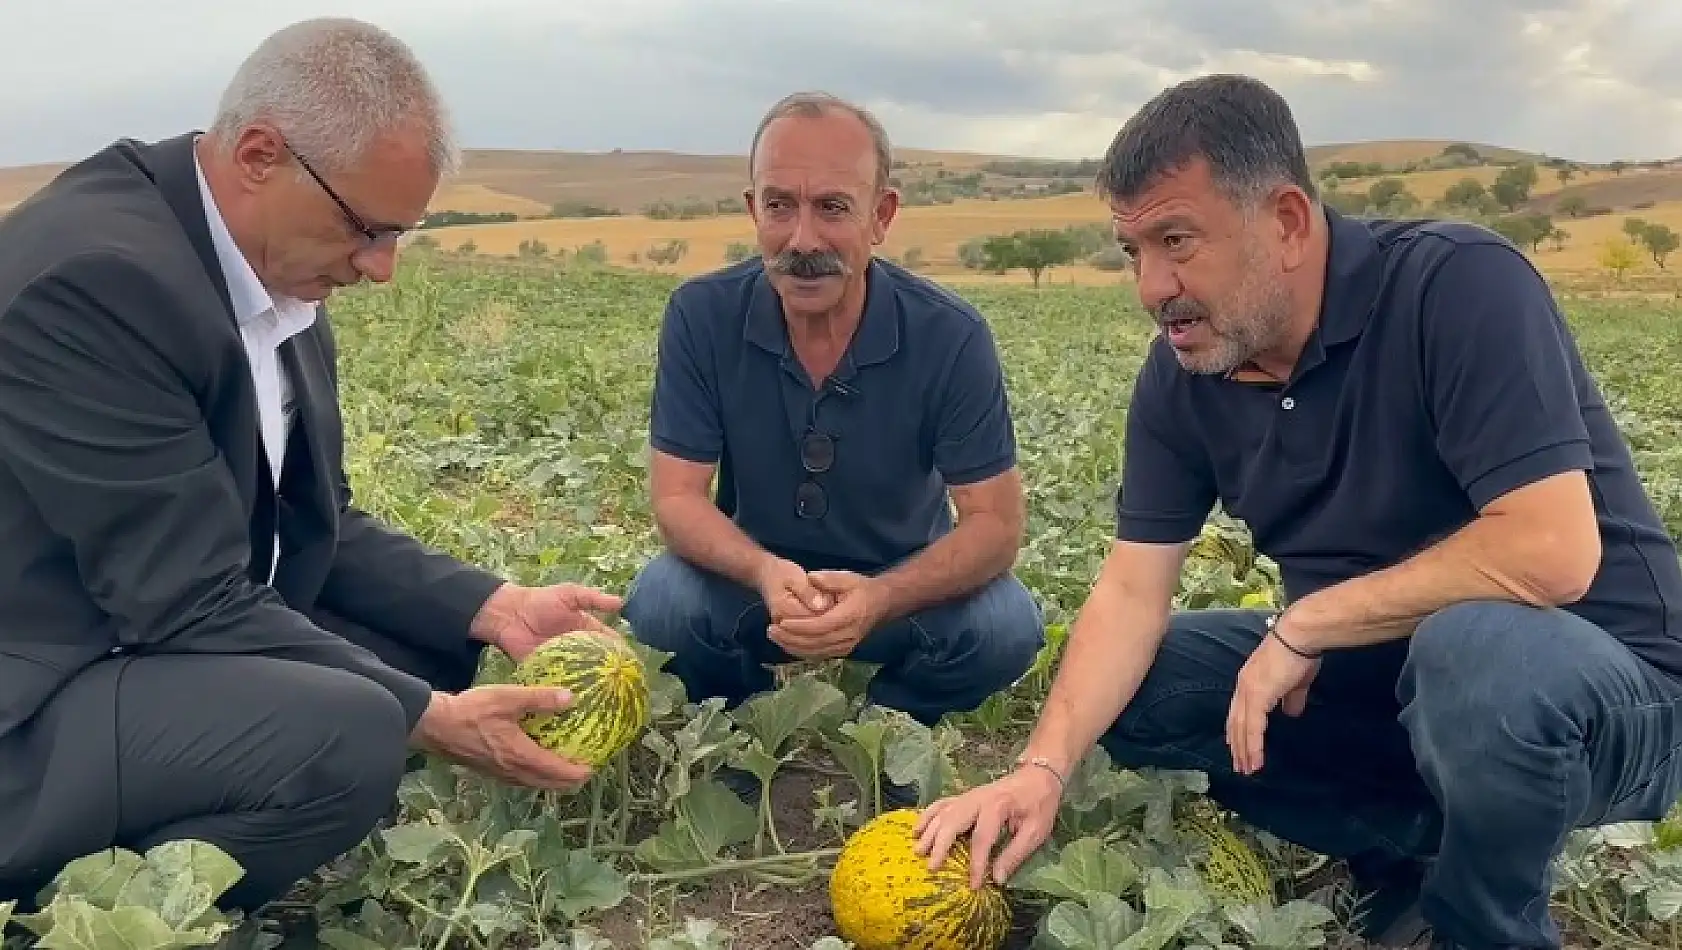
[714, 765, 920, 811]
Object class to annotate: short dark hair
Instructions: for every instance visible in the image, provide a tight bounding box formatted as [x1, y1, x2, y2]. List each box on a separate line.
[1095, 74, 1317, 208]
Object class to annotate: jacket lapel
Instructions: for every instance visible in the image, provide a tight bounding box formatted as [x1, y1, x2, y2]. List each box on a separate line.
[144, 132, 238, 327]
[137, 131, 280, 582]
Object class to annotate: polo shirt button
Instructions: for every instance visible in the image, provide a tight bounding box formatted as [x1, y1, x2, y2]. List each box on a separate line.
[1281, 397, 1295, 410]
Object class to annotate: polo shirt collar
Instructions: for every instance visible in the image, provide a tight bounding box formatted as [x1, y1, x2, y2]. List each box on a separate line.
[745, 257, 900, 379]
[1316, 205, 1383, 346]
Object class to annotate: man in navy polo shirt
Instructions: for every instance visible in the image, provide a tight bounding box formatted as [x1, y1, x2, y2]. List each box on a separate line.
[914, 74, 1682, 950]
[620, 91, 1044, 805]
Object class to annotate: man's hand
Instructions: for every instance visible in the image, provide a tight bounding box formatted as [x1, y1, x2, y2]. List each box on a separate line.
[1226, 618, 1321, 776]
[473, 582, 624, 662]
[768, 570, 885, 660]
[412, 687, 595, 792]
[756, 557, 832, 625]
[913, 765, 1063, 889]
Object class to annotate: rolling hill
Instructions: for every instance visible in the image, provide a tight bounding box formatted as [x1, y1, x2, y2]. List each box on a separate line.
[4, 138, 1679, 282]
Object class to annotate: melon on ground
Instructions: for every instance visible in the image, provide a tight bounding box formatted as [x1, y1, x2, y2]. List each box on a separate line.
[510, 630, 651, 768]
[828, 808, 1011, 950]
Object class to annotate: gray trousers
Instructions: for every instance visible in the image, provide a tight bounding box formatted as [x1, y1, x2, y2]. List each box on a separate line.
[0, 611, 483, 914]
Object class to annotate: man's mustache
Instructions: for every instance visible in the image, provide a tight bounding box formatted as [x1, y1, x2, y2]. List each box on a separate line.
[769, 249, 847, 279]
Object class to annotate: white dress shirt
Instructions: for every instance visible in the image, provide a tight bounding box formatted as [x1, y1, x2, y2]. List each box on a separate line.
[192, 145, 319, 583]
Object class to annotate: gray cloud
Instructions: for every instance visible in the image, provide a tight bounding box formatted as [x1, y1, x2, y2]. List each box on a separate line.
[0, 0, 1676, 169]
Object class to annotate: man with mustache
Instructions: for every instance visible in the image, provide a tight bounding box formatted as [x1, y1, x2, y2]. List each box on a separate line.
[621, 91, 1044, 806]
[915, 75, 1682, 950]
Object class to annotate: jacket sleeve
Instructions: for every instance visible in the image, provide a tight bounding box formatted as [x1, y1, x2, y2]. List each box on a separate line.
[0, 251, 436, 728]
[308, 310, 509, 654]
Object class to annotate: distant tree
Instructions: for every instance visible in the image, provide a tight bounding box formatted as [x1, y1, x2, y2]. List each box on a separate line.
[1490, 213, 1553, 253]
[1441, 177, 1488, 209]
[1490, 162, 1539, 211]
[723, 241, 756, 263]
[517, 238, 549, 258]
[1600, 238, 1639, 279]
[1440, 142, 1483, 163]
[1634, 222, 1679, 269]
[979, 228, 1083, 288]
[1556, 194, 1589, 217]
[574, 240, 608, 265]
[645, 239, 689, 266]
[1366, 178, 1419, 214]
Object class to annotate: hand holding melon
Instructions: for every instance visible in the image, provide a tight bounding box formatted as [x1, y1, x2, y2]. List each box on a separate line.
[509, 628, 653, 770]
[411, 684, 597, 792]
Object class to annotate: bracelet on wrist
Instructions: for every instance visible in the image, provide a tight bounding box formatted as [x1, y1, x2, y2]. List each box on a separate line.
[1014, 754, 1067, 789]
[1265, 612, 1323, 659]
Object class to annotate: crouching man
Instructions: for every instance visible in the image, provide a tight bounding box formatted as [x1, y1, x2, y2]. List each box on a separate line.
[622, 91, 1045, 806]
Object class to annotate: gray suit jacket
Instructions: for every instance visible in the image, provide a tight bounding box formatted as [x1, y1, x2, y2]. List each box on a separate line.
[0, 132, 505, 883]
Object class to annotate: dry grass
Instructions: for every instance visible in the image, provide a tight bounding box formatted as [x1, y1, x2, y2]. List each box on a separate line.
[1305, 139, 1544, 168]
[422, 192, 1113, 271]
[1531, 199, 1682, 274]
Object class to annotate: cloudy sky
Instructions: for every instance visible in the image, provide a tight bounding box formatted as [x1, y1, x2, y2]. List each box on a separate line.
[1, 0, 1678, 169]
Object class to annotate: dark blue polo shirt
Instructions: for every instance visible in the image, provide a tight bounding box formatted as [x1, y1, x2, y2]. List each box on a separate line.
[1116, 207, 1682, 694]
[648, 256, 1017, 574]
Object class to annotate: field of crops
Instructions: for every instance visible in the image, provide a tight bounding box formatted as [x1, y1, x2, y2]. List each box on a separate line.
[6, 250, 1682, 950]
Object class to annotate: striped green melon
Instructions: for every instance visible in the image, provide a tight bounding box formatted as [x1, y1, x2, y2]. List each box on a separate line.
[829, 808, 1011, 950]
[510, 630, 651, 768]
[1176, 797, 1275, 907]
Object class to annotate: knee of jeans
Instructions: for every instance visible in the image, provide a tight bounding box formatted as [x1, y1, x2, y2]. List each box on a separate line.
[621, 553, 716, 651]
[1108, 619, 1243, 747]
[1400, 600, 1583, 762]
[917, 576, 1044, 687]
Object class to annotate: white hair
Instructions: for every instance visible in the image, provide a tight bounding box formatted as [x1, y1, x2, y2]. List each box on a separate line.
[208, 17, 459, 177]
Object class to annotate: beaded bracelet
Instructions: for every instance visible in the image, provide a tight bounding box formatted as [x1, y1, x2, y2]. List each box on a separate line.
[1015, 754, 1067, 788]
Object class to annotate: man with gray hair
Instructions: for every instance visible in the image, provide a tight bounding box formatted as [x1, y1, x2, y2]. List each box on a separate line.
[0, 17, 618, 913]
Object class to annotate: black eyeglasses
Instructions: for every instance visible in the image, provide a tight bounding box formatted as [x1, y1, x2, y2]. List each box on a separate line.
[282, 139, 412, 248]
[795, 401, 837, 519]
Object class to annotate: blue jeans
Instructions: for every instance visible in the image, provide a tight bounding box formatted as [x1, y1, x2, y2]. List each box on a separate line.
[620, 551, 1045, 727]
[1101, 601, 1682, 950]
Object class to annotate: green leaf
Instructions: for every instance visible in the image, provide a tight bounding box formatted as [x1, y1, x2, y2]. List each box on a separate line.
[31, 902, 185, 950]
[545, 850, 629, 920]
[679, 778, 759, 857]
[1012, 837, 1139, 899]
[732, 673, 848, 757]
[1039, 893, 1141, 950]
[1118, 869, 1212, 950]
[1647, 882, 1682, 921]
[380, 822, 453, 867]
[36, 848, 148, 911]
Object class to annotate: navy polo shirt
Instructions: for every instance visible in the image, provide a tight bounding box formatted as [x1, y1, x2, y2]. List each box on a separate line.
[648, 256, 1017, 574]
[1117, 207, 1682, 692]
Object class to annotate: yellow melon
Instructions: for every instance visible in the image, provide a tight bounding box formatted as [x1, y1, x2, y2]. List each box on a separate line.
[828, 809, 1011, 950]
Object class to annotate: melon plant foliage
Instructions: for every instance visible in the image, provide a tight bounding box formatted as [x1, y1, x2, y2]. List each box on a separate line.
[6, 261, 1682, 948]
